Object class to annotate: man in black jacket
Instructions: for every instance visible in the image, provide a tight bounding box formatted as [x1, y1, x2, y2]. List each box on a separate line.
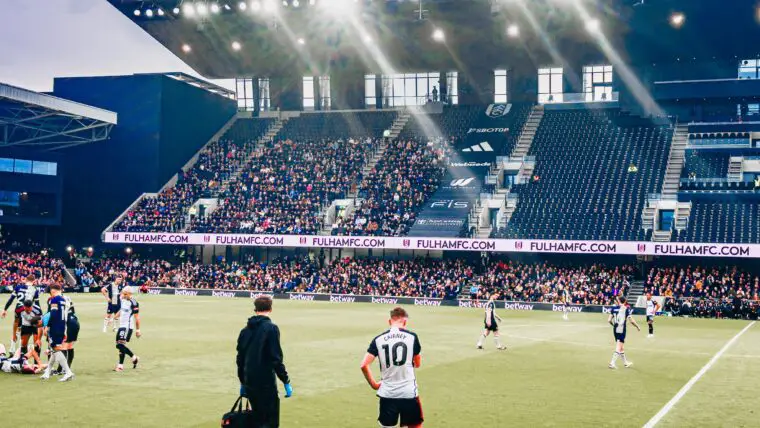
[236, 296, 292, 428]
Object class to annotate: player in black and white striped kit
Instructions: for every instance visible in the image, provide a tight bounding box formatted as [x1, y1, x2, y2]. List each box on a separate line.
[361, 307, 423, 428]
[476, 293, 506, 350]
[102, 276, 124, 333]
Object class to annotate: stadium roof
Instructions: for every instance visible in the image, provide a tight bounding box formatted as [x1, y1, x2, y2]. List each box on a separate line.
[0, 82, 117, 151]
[159, 72, 235, 98]
[106, 0, 760, 78]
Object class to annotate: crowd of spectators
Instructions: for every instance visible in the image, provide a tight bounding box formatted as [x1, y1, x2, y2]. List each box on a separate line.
[73, 254, 632, 305]
[114, 138, 256, 232]
[191, 137, 378, 235]
[332, 139, 448, 236]
[0, 249, 66, 290]
[645, 265, 760, 301]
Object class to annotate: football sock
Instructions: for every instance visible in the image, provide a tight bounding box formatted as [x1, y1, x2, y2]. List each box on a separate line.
[494, 336, 503, 348]
[649, 324, 654, 335]
[476, 334, 486, 347]
[620, 353, 628, 364]
[610, 352, 620, 365]
[117, 344, 134, 358]
[103, 319, 110, 330]
[55, 351, 73, 375]
[118, 352, 125, 365]
[67, 349, 75, 368]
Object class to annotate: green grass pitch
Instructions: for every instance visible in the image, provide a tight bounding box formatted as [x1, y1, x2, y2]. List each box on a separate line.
[1, 294, 758, 427]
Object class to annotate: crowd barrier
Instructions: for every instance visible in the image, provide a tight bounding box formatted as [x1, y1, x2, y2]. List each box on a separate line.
[103, 232, 758, 258]
[146, 287, 645, 315]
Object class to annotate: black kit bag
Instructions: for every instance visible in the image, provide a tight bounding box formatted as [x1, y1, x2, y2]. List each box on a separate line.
[221, 396, 253, 427]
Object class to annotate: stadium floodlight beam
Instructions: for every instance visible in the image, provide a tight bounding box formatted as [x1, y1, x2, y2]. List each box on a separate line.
[173, 6, 181, 14]
[239, 1, 247, 10]
[231, 41, 242, 50]
[251, 0, 261, 12]
[585, 18, 600, 33]
[282, 0, 288, 6]
[317, 0, 358, 18]
[210, 3, 221, 13]
[507, 24, 519, 38]
[432, 28, 445, 42]
[297, 37, 305, 45]
[182, 43, 192, 53]
[182, 3, 196, 16]
[309, 0, 315, 4]
[196, 3, 209, 15]
[670, 12, 685, 28]
[293, 0, 300, 7]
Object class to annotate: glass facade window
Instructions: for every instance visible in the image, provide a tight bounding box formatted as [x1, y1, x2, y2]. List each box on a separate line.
[235, 78, 255, 111]
[381, 72, 440, 107]
[739, 59, 759, 80]
[13, 159, 32, 174]
[32, 161, 57, 176]
[319, 76, 331, 110]
[0, 158, 12, 172]
[303, 76, 315, 109]
[446, 71, 459, 105]
[494, 69, 508, 103]
[365, 74, 377, 108]
[0, 158, 57, 176]
[258, 78, 270, 111]
[583, 65, 613, 102]
[538, 67, 564, 103]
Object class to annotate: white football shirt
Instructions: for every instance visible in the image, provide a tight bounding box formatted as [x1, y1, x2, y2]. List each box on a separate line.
[367, 327, 422, 399]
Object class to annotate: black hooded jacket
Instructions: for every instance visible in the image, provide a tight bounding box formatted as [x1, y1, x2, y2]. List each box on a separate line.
[236, 315, 290, 395]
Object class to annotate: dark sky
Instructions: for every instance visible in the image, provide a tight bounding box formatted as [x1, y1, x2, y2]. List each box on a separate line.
[0, 0, 233, 91]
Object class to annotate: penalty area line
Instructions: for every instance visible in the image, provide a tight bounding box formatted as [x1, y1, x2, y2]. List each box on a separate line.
[642, 321, 755, 428]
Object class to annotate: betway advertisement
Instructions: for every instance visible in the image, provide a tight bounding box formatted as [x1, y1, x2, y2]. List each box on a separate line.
[143, 287, 645, 314]
[103, 232, 758, 258]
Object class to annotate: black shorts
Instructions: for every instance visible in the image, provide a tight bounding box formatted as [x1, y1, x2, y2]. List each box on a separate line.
[470, 293, 478, 300]
[646, 315, 654, 323]
[20, 325, 38, 337]
[614, 331, 626, 343]
[66, 317, 80, 343]
[379, 397, 424, 427]
[484, 321, 498, 332]
[107, 303, 120, 315]
[116, 327, 132, 343]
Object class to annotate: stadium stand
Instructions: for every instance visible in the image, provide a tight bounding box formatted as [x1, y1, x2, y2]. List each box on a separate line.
[113, 119, 273, 232]
[495, 110, 673, 241]
[0, 249, 67, 289]
[681, 150, 730, 179]
[675, 200, 760, 243]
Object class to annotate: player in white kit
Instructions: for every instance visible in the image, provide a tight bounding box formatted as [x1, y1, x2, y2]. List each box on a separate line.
[102, 276, 124, 333]
[361, 307, 423, 428]
[114, 287, 142, 372]
[645, 293, 660, 338]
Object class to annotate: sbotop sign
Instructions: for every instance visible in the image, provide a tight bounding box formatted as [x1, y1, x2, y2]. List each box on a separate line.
[102, 232, 759, 258]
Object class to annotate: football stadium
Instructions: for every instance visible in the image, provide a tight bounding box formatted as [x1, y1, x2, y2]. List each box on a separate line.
[2, 0, 760, 426]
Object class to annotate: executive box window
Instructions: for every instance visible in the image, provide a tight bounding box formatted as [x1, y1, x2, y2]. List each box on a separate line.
[0, 191, 56, 219]
[538, 67, 564, 104]
[0, 158, 58, 176]
[365, 74, 377, 108]
[583, 65, 613, 102]
[381, 72, 440, 107]
[494, 69, 508, 103]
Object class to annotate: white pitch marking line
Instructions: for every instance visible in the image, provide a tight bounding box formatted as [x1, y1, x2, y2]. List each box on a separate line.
[643, 321, 755, 428]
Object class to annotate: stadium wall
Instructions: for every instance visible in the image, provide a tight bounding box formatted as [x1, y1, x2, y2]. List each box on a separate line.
[52, 74, 235, 247]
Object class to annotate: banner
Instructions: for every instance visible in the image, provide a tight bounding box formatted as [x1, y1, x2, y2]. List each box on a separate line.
[144, 287, 645, 314]
[103, 232, 759, 258]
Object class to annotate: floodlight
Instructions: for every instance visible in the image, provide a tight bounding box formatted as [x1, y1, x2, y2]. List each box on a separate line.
[210, 3, 221, 13]
[65, 246, 74, 253]
[125, 247, 133, 255]
[317, 0, 357, 17]
[297, 37, 305, 45]
[251, 0, 261, 12]
[87, 246, 94, 253]
[173, 7, 181, 14]
[293, 0, 300, 7]
[182, 44, 192, 53]
[232, 41, 242, 50]
[183, 3, 196, 15]
[145, 9, 154, 17]
[432, 28, 445, 42]
[263, 0, 276, 12]
[585, 18, 600, 33]
[239, 1, 247, 10]
[670, 12, 685, 28]
[282, 0, 288, 6]
[157, 8, 165, 16]
[363, 34, 372, 43]
[196, 3, 209, 15]
[507, 24, 519, 38]
[133, 9, 141, 16]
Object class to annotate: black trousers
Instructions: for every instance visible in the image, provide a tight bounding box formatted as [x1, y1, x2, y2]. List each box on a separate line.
[248, 392, 280, 428]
